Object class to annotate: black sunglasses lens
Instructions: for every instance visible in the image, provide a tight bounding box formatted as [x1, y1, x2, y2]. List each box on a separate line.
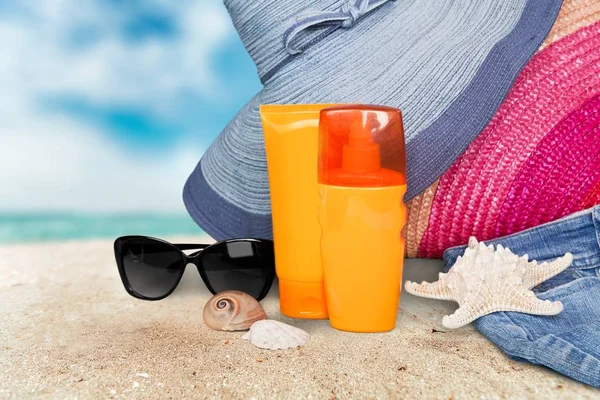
[200, 241, 273, 299]
[121, 239, 183, 299]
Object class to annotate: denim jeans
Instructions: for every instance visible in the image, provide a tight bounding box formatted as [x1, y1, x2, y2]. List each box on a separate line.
[443, 206, 600, 388]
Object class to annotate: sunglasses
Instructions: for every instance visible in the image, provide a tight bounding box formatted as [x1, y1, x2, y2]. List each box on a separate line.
[114, 236, 275, 301]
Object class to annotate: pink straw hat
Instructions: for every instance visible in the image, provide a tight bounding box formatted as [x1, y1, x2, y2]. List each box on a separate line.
[405, 0, 600, 258]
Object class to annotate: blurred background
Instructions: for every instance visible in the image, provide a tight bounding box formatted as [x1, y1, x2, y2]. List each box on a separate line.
[0, 0, 261, 242]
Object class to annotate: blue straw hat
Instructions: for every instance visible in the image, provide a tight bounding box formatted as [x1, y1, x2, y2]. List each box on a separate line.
[184, 0, 562, 240]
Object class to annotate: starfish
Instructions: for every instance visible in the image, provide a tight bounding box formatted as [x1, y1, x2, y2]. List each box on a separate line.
[405, 237, 573, 329]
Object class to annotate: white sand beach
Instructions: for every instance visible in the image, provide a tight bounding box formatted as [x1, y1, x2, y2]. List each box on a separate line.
[0, 238, 598, 399]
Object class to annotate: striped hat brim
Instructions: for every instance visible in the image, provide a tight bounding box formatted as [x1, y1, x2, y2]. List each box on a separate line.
[407, 3, 600, 258]
[185, 0, 562, 240]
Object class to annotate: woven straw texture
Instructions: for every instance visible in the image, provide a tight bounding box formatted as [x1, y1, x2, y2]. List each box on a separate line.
[185, 0, 562, 241]
[541, 0, 600, 48]
[204, 0, 527, 213]
[407, 0, 600, 258]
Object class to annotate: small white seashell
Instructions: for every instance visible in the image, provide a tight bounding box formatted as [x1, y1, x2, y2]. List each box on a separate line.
[241, 320, 310, 350]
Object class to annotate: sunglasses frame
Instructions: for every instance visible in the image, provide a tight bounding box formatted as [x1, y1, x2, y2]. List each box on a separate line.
[114, 235, 275, 301]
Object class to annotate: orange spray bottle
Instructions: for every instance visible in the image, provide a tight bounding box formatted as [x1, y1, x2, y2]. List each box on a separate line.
[317, 105, 407, 332]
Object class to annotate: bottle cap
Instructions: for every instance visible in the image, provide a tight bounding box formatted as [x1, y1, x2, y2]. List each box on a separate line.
[318, 105, 406, 187]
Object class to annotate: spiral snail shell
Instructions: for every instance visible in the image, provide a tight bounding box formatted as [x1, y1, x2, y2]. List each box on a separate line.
[203, 290, 267, 331]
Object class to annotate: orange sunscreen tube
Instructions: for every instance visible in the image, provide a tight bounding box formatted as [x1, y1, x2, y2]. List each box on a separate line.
[260, 104, 338, 319]
[318, 105, 407, 332]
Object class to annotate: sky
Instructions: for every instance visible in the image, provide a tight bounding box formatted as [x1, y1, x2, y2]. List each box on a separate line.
[0, 0, 262, 213]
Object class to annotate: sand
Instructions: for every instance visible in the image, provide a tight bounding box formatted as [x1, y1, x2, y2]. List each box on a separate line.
[0, 238, 598, 399]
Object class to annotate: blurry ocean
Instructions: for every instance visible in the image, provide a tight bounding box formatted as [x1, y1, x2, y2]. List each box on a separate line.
[0, 213, 206, 243]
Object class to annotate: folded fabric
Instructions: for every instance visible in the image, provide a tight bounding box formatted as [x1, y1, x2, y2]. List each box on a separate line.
[444, 206, 600, 388]
[184, 0, 562, 240]
[406, 0, 600, 258]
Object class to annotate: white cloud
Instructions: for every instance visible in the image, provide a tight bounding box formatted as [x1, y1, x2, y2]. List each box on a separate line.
[0, 115, 201, 212]
[0, 0, 233, 115]
[0, 0, 236, 212]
